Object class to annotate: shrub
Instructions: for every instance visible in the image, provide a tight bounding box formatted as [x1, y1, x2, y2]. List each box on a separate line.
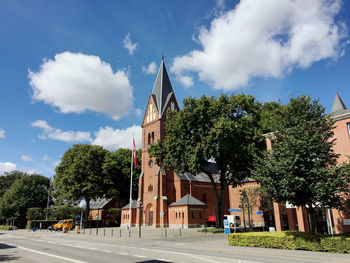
[0, 225, 14, 230]
[198, 227, 224, 233]
[227, 231, 350, 253]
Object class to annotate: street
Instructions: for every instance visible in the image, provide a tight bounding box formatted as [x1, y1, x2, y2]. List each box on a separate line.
[0, 229, 350, 263]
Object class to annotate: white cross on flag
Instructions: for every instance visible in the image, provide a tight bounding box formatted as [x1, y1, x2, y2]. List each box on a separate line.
[132, 137, 137, 169]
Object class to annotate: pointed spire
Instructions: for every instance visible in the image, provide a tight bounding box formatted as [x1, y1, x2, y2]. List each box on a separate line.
[331, 93, 347, 113]
[151, 57, 174, 117]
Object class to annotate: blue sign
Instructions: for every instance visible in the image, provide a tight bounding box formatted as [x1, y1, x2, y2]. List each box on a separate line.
[76, 213, 81, 218]
[256, 211, 262, 215]
[228, 209, 242, 212]
[224, 220, 229, 227]
[224, 228, 230, 235]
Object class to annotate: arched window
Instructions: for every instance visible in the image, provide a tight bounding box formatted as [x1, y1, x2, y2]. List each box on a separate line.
[148, 133, 151, 145]
[176, 212, 178, 219]
[182, 212, 184, 219]
[192, 212, 194, 219]
[151, 132, 154, 143]
[199, 213, 202, 218]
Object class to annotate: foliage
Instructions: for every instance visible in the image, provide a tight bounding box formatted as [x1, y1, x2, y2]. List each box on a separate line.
[149, 94, 265, 228]
[54, 144, 111, 222]
[0, 174, 50, 228]
[228, 231, 350, 253]
[26, 207, 45, 220]
[252, 95, 349, 233]
[102, 148, 141, 201]
[0, 225, 14, 230]
[198, 227, 224, 233]
[0, 170, 25, 198]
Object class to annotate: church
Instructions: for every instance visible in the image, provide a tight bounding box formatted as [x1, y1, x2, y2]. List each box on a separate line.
[121, 58, 350, 233]
[120, 58, 264, 228]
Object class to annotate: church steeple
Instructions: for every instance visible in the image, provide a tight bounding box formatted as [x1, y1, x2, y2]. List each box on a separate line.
[331, 93, 347, 113]
[151, 58, 174, 117]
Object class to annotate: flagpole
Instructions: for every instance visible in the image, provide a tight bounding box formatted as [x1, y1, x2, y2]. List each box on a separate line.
[128, 136, 134, 231]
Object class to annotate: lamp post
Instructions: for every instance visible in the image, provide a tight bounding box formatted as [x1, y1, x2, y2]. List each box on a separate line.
[96, 208, 99, 235]
[46, 188, 51, 220]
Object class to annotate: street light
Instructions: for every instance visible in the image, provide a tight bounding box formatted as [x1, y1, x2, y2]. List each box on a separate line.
[46, 188, 51, 220]
[96, 208, 99, 235]
[138, 203, 143, 238]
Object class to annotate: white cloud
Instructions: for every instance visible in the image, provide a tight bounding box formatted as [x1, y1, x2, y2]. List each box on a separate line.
[42, 155, 51, 161]
[123, 33, 138, 55]
[21, 155, 33, 162]
[53, 160, 60, 167]
[135, 108, 143, 116]
[176, 75, 194, 88]
[31, 120, 92, 143]
[0, 129, 5, 139]
[92, 125, 142, 151]
[29, 52, 133, 120]
[171, 0, 347, 90]
[142, 61, 157, 74]
[0, 162, 16, 175]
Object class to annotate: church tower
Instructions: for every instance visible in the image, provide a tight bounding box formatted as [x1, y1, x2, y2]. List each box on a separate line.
[137, 57, 180, 227]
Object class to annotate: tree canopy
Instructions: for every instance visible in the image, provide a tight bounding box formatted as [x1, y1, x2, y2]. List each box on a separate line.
[53, 144, 111, 221]
[0, 174, 50, 228]
[149, 94, 265, 227]
[253, 95, 349, 233]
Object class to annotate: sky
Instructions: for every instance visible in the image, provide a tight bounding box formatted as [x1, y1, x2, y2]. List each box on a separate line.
[1, 0, 350, 178]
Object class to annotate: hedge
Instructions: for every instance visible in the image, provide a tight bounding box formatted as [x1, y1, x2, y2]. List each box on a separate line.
[228, 231, 350, 253]
[198, 227, 224, 233]
[0, 225, 15, 231]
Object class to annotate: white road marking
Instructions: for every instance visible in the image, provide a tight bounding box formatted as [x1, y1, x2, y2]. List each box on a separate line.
[118, 252, 128, 255]
[8, 244, 86, 263]
[101, 249, 111, 253]
[88, 248, 98, 251]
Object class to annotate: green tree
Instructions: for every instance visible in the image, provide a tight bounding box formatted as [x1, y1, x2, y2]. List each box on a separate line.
[253, 95, 348, 233]
[0, 170, 24, 198]
[53, 144, 111, 222]
[102, 148, 141, 201]
[0, 174, 50, 228]
[149, 94, 264, 228]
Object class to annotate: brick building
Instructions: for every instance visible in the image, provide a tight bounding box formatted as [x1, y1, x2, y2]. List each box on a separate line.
[121, 58, 264, 228]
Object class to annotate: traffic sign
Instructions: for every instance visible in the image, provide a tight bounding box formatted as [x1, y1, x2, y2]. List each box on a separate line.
[224, 220, 229, 227]
[256, 211, 262, 215]
[228, 209, 242, 212]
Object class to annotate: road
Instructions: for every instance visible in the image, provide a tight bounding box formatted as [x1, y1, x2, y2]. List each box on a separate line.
[1, 230, 350, 263]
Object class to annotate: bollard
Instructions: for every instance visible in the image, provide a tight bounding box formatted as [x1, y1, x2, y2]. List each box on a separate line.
[120, 229, 121, 237]
[128, 229, 131, 238]
[165, 229, 167, 238]
[179, 228, 181, 236]
[111, 228, 113, 237]
[104, 229, 105, 236]
[90, 228, 91, 235]
[96, 228, 98, 235]
[84, 228, 85, 235]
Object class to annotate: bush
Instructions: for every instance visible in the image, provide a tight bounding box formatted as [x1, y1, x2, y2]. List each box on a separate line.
[228, 231, 350, 253]
[198, 227, 224, 233]
[0, 225, 15, 230]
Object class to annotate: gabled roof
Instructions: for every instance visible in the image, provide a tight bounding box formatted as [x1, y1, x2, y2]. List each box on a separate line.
[151, 57, 174, 117]
[331, 93, 350, 121]
[90, 198, 112, 209]
[169, 194, 206, 207]
[175, 163, 221, 183]
[121, 200, 137, 210]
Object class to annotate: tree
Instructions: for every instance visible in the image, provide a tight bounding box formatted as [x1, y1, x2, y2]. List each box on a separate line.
[53, 144, 111, 223]
[102, 148, 141, 201]
[0, 174, 50, 228]
[149, 94, 264, 228]
[0, 170, 24, 198]
[253, 95, 349, 233]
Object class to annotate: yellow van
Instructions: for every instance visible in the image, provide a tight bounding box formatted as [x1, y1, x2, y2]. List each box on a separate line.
[53, 219, 73, 231]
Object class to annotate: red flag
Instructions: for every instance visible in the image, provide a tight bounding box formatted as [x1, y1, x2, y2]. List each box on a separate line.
[133, 137, 137, 169]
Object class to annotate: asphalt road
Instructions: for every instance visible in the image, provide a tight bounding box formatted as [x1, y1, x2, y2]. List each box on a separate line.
[1, 230, 350, 263]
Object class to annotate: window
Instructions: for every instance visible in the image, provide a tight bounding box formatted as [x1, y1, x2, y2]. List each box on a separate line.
[148, 133, 151, 145]
[202, 193, 207, 204]
[151, 132, 154, 143]
[199, 213, 202, 218]
[192, 212, 194, 219]
[148, 184, 153, 192]
[176, 212, 178, 219]
[348, 123, 350, 137]
[149, 160, 154, 168]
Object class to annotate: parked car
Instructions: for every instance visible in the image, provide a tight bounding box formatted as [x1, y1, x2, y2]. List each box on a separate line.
[206, 216, 216, 226]
[53, 219, 73, 231]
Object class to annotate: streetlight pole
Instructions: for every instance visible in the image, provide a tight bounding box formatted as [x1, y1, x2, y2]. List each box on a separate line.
[46, 188, 50, 220]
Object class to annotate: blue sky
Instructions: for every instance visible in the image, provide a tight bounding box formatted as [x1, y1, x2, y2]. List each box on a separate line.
[1, 0, 350, 178]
